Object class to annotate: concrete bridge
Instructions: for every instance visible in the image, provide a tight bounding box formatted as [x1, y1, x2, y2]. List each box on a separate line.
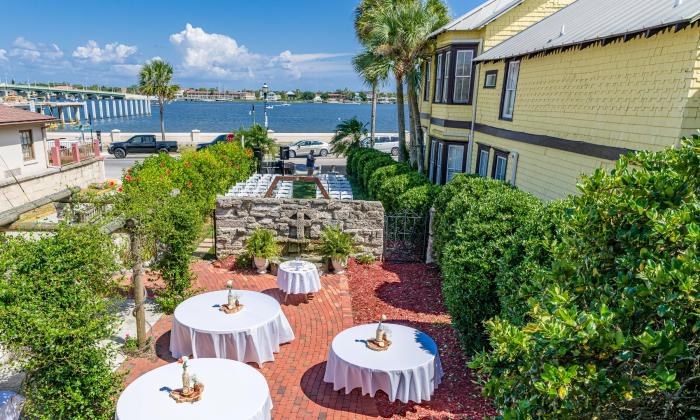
[0, 83, 152, 124]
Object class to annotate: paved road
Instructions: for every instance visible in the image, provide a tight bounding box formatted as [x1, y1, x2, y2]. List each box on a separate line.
[104, 154, 347, 181]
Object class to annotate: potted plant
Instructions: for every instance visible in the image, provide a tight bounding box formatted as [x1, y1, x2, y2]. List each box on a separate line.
[319, 226, 355, 274]
[245, 228, 278, 274]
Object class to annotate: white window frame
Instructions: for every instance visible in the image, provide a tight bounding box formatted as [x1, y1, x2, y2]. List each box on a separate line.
[20, 129, 35, 161]
[446, 144, 464, 182]
[493, 154, 508, 181]
[502, 60, 520, 119]
[484, 71, 497, 88]
[434, 54, 443, 102]
[442, 51, 451, 103]
[453, 50, 473, 104]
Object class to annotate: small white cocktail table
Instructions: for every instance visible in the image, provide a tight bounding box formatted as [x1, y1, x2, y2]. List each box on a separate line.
[323, 323, 443, 403]
[170, 290, 294, 365]
[276, 260, 321, 302]
[116, 358, 272, 420]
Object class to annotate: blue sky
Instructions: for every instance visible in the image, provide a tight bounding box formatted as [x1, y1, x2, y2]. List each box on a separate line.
[0, 0, 482, 91]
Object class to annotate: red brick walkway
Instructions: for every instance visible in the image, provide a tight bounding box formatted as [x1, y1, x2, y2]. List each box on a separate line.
[120, 258, 493, 418]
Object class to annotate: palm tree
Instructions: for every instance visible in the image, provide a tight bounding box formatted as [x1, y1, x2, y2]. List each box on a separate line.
[358, 0, 449, 170]
[138, 59, 179, 141]
[330, 117, 368, 156]
[353, 50, 390, 148]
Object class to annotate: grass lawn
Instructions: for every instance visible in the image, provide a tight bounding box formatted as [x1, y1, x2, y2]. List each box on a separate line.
[293, 181, 317, 199]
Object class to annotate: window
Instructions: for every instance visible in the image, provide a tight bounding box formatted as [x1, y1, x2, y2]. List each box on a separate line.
[435, 142, 444, 184]
[453, 50, 474, 103]
[130, 136, 143, 144]
[501, 60, 520, 120]
[492, 150, 509, 181]
[20, 130, 34, 161]
[476, 144, 490, 178]
[434, 54, 443, 103]
[429, 140, 437, 181]
[441, 51, 451, 103]
[446, 144, 464, 182]
[423, 59, 431, 102]
[484, 70, 497, 88]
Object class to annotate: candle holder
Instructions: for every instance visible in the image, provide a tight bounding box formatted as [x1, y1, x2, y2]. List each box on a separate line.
[170, 357, 205, 403]
[367, 314, 392, 351]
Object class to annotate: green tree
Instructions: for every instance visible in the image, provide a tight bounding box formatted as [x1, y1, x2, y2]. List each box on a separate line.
[353, 50, 390, 148]
[138, 59, 179, 141]
[330, 117, 368, 156]
[238, 124, 277, 155]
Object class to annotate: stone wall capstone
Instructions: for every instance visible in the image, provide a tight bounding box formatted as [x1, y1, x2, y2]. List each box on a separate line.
[216, 197, 384, 258]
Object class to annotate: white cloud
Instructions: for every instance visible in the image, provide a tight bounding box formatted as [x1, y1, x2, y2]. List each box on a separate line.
[0, 49, 6, 60]
[9, 37, 63, 61]
[169, 24, 351, 81]
[72, 40, 137, 63]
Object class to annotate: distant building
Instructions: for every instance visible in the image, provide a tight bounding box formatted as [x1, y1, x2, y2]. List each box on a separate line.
[313, 94, 323, 102]
[325, 93, 343, 103]
[286, 91, 296, 99]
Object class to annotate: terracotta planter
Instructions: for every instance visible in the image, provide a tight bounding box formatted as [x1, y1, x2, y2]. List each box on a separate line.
[253, 256, 268, 274]
[331, 258, 346, 274]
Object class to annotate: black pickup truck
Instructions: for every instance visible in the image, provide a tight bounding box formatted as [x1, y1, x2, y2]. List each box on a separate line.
[107, 135, 179, 158]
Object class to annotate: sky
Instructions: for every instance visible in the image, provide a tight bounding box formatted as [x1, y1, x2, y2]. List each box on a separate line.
[0, 0, 482, 91]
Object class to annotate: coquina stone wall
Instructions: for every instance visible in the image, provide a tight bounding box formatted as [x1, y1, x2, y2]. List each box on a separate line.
[216, 197, 384, 258]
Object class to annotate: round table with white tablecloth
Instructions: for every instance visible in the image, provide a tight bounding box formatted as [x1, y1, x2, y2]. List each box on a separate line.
[116, 358, 272, 420]
[276, 260, 322, 295]
[323, 323, 443, 403]
[170, 290, 294, 365]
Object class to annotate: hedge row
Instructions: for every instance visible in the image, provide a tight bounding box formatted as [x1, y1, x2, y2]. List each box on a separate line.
[347, 147, 438, 213]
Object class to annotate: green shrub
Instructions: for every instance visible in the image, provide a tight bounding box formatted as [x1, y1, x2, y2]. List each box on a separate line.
[361, 154, 394, 189]
[356, 253, 376, 264]
[432, 174, 544, 353]
[0, 225, 121, 418]
[396, 184, 441, 214]
[471, 136, 700, 418]
[319, 225, 356, 260]
[351, 148, 376, 179]
[367, 162, 411, 198]
[375, 171, 430, 212]
[245, 228, 279, 258]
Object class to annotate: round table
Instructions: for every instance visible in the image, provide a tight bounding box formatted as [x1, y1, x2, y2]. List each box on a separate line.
[276, 260, 322, 299]
[323, 323, 443, 403]
[170, 290, 295, 365]
[116, 358, 272, 420]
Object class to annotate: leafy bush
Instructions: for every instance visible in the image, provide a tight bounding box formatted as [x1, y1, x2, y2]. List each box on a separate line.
[374, 171, 430, 212]
[319, 226, 356, 260]
[471, 136, 700, 418]
[0, 225, 121, 419]
[355, 253, 376, 265]
[432, 174, 544, 353]
[360, 154, 394, 189]
[396, 184, 441, 214]
[245, 228, 279, 258]
[367, 162, 411, 198]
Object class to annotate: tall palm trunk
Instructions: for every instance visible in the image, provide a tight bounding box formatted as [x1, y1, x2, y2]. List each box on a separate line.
[158, 97, 166, 141]
[407, 77, 425, 174]
[406, 87, 418, 167]
[370, 81, 378, 148]
[395, 73, 408, 162]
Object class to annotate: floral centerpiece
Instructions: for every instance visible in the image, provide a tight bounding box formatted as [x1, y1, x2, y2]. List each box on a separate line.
[220, 280, 243, 314]
[170, 356, 205, 403]
[367, 314, 392, 351]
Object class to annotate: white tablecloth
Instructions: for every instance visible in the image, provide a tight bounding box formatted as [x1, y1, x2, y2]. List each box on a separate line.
[116, 358, 272, 420]
[323, 323, 443, 403]
[170, 290, 294, 365]
[276, 260, 322, 294]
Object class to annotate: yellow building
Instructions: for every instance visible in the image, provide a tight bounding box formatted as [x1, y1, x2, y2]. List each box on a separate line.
[421, 0, 700, 201]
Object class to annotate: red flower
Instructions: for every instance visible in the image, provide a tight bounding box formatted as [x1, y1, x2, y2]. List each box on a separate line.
[166, 169, 171, 175]
[184, 162, 191, 167]
[117, 186, 123, 192]
[187, 181, 193, 188]
[108, 180, 115, 186]
[127, 168, 132, 174]
[160, 162, 165, 167]
[125, 175, 132, 181]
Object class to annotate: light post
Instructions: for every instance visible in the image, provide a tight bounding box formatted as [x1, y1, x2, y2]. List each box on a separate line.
[261, 82, 269, 130]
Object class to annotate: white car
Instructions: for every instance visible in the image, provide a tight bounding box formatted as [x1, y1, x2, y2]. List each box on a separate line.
[288, 140, 330, 157]
[362, 136, 400, 156]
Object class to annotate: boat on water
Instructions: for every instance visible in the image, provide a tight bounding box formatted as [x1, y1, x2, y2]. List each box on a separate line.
[279, 103, 291, 107]
[266, 105, 274, 109]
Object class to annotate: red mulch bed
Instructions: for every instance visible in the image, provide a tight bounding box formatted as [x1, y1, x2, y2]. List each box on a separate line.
[345, 258, 496, 419]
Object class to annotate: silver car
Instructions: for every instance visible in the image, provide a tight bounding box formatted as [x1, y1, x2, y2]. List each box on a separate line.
[362, 136, 400, 156]
[289, 140, 330, 157]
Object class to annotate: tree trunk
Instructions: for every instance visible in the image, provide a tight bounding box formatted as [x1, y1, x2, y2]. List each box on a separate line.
[158, 98, 166, 141]
[370, 82, 378, 148]
[395, 74, 408, 162]
[129, 225, 147, 351]
[406, 87, 418, 168]
[408, 81, 425, 174]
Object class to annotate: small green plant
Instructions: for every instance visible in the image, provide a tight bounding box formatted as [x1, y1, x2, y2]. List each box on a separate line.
[319, 226, 356, 260]
[122, 334, 152, 356]
[234, 252, 253, 269]
[356, 253, 376, 265]
[245, 228, 278, 258]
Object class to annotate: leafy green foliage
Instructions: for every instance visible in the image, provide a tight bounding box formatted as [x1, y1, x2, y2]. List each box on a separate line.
[431, 174, 544, 353]
[245, 228, 279, 258]
[331, 117, 368, 156]
[319, 226, 357, 260]
[118, 142, 253, 312]
[471, 136, 700, 418]
[355, 253, 377, 265]
[0, 226, 121, 419]
[238, 124, 276, 155]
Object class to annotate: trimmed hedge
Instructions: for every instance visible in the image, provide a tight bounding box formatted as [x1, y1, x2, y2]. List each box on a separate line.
[432, 174, 545, 353]
[347, 147, 435, 213]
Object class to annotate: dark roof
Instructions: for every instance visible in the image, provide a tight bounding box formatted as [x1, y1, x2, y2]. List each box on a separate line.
[476, 0, 700, 62]
[0, 105, 56, 126]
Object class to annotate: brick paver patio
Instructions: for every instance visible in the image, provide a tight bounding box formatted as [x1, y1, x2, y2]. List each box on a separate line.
[120, 258, 493, 419]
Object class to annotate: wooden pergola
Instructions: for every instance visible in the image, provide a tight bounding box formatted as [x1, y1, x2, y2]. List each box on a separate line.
[263, 176, 330, 199]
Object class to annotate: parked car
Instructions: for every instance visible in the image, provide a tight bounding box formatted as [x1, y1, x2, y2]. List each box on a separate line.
[107, 135, 178, 158]
[362, 136, 399, 156]
[288, 140, 330, 157]
[196, 133, 235, 151]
